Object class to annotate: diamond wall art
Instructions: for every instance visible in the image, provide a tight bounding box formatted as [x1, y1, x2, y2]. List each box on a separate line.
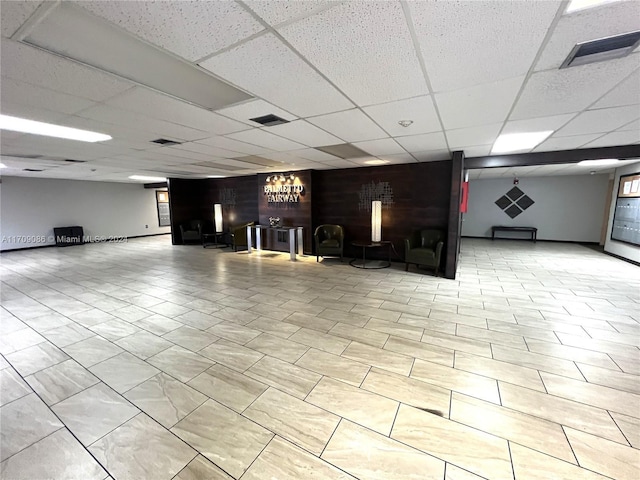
[495, 187, 535, 218]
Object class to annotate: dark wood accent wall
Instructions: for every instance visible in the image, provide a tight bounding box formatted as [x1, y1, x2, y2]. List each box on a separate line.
[257, 170, 313, 254]
[312, 161, 452, 263]
[167, 178, 207, 245]
[445, 151, 464, 279]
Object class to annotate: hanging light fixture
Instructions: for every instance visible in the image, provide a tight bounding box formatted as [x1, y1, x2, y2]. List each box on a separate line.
[371, 201, 382, 242]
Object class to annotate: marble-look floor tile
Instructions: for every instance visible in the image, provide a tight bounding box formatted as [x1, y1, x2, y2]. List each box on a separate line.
[283, 312, 336, 333]
[70, 308, 118, 327]
[188, 364, 267, 413]
[243, 436, 355, 480]
[610, 353, 640, 375]
[63, 336, 123, 368]
[174, 310, 222, 330]
[341, 341, 414, 376]
[135, 314, 183, 335]
[246, 355, 321, 399]
[147, 302, 191, 318]
[246, 316, 300, 338]
[0, 328, 46, 355]
[211, 307, 259, 326]
[175, 455, 233, 480]
[0, 367, 31, 406]
[41, 323, 95, 348]
[352, 304, 400, 322]
[411, 358, 500, 404]
[90, 413, 196, 480]
[171, 399, 273, 479]
[399, 314, 458, 334]
[6, 341, 69, 376]
[295, 348, 370, 387]
[492, 344, 584, 380]
[487, 319, 560, 344]
[89, 319, 141, 341]
[577, 362, 640, 395]
[556, 332, 640, 359]
[364, 318, 424, 341]
[52, 383, 139, 446]
[115, 330, 173, 359]
[244, 332, 309, 363]
[0, 428, 107, 480]
[392, 404, 513, 480]
[611, 412, 640, 448]
[524, 338, 620, 371]
[540, 371, 640, 419]
[420, 329, 493, 358]
[384, 335, 454, 367]
[450, 392, 576, 463]
[90, 352, 160, 394]
[198, 339, 263, 372]
[329, 323, 389, 348]
[124, 373, 207, 428]
[323, 420, 444, 480]
[456, 324, 527, 348]
[444, 464, 486, 479]
[454, 351, 546, 392]
[361, 368, 451, 417]
[510, 441, 610, 480]
[306, 377, 398, 435]
[498, 382, 628, 444]
[25, 359, 99, 405]
[162, 326, 218, 352]
[22, 312, 72, 332]
[0, 393, 63, 461]
[288, 327, 350, 355]
[147, 346, 213, 383]
[207, 322, 261, 344]
[564, 426, 639, 480]
[244, 387, 339, 455]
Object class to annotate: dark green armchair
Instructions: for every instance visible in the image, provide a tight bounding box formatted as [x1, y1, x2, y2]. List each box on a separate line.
[180, 220, 203, 244]
[229, 221, 254, 251]
[404, 229, 445, 275]
[314, 225, 344, 262]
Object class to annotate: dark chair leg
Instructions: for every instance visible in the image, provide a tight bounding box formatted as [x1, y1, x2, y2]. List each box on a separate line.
[317, 255, 319, 262]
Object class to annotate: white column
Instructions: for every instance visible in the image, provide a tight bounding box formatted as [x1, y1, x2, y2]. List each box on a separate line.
[256, 227, 262, 251]
[297, 227, 304, 256]
[247, 225, 252, 253]
[289, 228, 296, 261]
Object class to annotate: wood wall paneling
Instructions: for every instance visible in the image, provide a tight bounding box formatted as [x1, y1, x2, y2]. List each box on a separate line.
[445, 151, 464, 279]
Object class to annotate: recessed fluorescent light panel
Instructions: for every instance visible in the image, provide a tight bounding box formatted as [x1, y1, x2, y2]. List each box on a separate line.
[364, 159, 390, 165]
[0, 163, 7, 169]
[0, 114, 111, 142]
[23, 2, 252, 110]
[566, 0, 621, 13]
[207, 175, 226, 178]
[578, 159, 619, 166]
[129, 175, 166, 182]
[491, 131, 553, 154]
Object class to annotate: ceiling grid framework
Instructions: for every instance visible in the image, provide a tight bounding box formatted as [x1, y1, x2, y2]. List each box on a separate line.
[0, 0, 638, 182]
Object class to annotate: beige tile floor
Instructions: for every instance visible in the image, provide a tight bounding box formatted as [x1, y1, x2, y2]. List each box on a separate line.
[1, 236, 639, 480]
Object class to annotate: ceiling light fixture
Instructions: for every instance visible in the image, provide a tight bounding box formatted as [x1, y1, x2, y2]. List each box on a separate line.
[566, 0, 621, 14]
[364, 159, 390, 165]
[128, 175, 167, 182]
[491, 131, 553, 154]
[0, 114, 112, 142]
[578, 158, 619, 166]
[0, 163, 7, 169]
[207, 175, 226, 178]
[398, 120, 414, 127]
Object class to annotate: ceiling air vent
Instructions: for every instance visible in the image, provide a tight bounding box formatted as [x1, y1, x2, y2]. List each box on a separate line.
[151, 138, 182, 146]
[23, 168, 44, 172]
[561, 30, 640, 68]
[64, 159, 86, 163]
[249, 114, 289, 126]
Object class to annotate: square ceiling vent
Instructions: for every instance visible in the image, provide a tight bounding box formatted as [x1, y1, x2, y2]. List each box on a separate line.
[249, 114, 289, 126]
[561, 30, 640, 68]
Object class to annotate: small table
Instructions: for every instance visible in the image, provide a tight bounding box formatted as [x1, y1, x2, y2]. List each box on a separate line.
[203, 233, 227, 248]
[491, 226, 537, 242]
[350, 241, 391, 269]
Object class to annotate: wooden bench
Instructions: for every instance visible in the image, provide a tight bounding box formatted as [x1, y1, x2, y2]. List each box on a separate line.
[491, 226, 537, 242]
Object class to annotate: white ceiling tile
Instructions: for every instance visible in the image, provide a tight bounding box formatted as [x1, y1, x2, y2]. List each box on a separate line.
[1, 39, 133, 101]
[362, 96, 441, 137]
[462, 145, 493, 157]
[266, 120, 342, 147]
[77, 1, 264, 61]
[307, 109, 388, 142]
[172, 142, 243, 158]
[592, 68, 640, 109]
[61, 116, 164, 145]
[200, 33, 353, 117]
[0, 101, 70, 124]
[436, 76, 525, 129]
[536, 1, 640, 71]
[532, 133, 602, 152]
[409, 0, 562, 92]
[446, 124, 502, 149]
[395, 132, 448, 153]
[243, 1, 341, 27]
[619, 118, 640, 132]
[1, 1, 42, 38]
[353, 138, 406, 156]
[376, 153, 417, 164]
[554, 105, 640, 136]
[317, 159, 359, 168]
[467, 170, 482, 180]
[286, 148, 341, 162]
[501, 113, 578, 135]
[225, 128, 306, 152]
[197, 135, 272, 156]
[1, 77, 96, 116]
[215, 99, 297, 125]
[104, 87, 248, 135]
[582, 130, 640, 148]
[411, 150, 451, 162]
[511, 55, 639, 119]
[76, 104, 209, 142]
[279, 2, 427, 106]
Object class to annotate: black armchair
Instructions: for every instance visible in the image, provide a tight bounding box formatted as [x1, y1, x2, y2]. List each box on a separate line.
[314, 224, 344, 262]
[180, 220, 203, 244]
[404, 229, 445, 275]
[229, 221, 254, 251]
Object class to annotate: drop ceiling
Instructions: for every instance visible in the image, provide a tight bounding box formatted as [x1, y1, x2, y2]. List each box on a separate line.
[0, 0, 638, 183]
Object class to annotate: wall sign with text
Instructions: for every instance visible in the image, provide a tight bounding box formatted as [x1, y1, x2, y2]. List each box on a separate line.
[263, 174, 305, 204]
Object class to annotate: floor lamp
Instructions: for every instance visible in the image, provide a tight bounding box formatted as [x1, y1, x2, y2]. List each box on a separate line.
[371, 201, 382, 242]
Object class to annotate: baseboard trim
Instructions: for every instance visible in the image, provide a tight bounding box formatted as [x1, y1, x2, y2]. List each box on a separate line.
[461, 235, 599, 245]
[602, 250, 640, 267]
[0, 232, 171, 253]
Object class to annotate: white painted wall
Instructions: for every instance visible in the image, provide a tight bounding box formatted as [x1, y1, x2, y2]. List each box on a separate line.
[462, 174, 609, 242]
[604, 161, 640, 263]
[0, 176, 170, 251]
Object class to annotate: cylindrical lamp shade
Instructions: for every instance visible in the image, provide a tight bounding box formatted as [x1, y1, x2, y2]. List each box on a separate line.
[371, 200, 382, 242]
[214, 204, 223, 233]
